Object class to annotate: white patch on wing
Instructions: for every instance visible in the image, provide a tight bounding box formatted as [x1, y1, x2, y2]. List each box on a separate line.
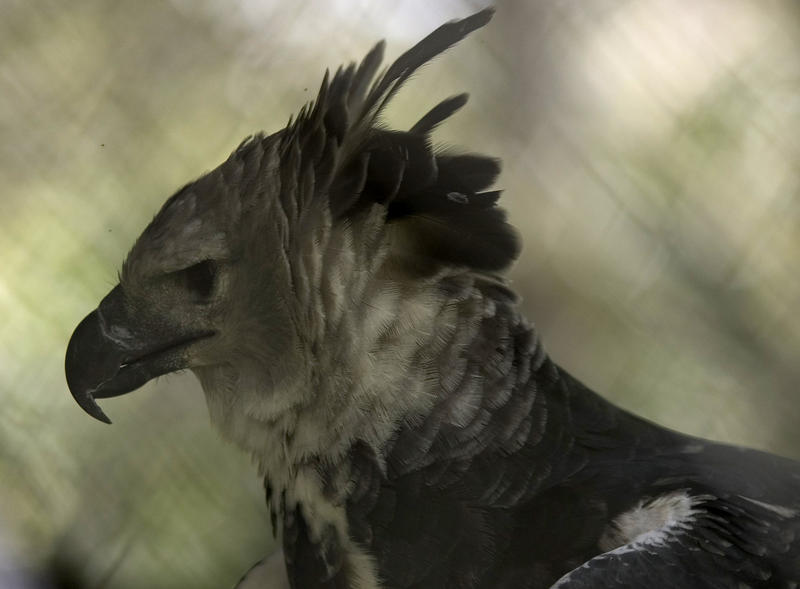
[598, 490, 708, 552]
[554, 492, 712, 588]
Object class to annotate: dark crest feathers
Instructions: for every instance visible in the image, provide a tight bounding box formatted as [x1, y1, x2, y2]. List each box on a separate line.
[280, 7, 519, 274]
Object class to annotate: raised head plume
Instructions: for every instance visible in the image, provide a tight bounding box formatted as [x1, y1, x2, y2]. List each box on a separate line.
[274, 7, 518, 275]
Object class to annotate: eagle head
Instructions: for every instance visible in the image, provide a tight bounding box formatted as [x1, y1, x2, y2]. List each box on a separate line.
[65, 8, 518, 459]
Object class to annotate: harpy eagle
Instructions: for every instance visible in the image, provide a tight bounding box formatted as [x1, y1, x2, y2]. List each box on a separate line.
[65, 9, 800, 588]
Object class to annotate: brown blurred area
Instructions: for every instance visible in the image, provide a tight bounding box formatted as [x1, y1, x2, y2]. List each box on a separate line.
[1, 1, 799, 587]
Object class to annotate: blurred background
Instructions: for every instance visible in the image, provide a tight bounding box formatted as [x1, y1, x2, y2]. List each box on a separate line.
[2, 0, 799, 587]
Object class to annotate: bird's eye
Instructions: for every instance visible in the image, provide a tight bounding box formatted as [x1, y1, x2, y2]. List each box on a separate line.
[182, 260, 216, 299]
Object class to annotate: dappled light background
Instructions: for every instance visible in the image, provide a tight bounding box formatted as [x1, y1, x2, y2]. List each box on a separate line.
[2, 0, 799, 587]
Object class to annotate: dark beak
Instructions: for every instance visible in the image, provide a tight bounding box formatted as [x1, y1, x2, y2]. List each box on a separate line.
[65, 286, 213, 423]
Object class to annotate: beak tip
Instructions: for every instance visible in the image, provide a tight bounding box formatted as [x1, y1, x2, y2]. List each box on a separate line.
[96, 410, 113, 425]
[73, 388, 114, 424]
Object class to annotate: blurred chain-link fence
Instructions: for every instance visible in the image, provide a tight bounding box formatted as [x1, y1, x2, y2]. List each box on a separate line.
[2, 1, 799, 587]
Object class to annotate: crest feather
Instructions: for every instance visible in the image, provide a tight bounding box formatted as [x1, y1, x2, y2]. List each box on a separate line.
[284, 8, 519, 274]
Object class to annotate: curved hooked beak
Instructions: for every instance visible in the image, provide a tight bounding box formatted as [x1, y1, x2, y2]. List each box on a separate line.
[64, 286, 214, 423]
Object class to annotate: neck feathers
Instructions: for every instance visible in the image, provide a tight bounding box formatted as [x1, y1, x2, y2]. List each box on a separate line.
[261, 221, 522, 478]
